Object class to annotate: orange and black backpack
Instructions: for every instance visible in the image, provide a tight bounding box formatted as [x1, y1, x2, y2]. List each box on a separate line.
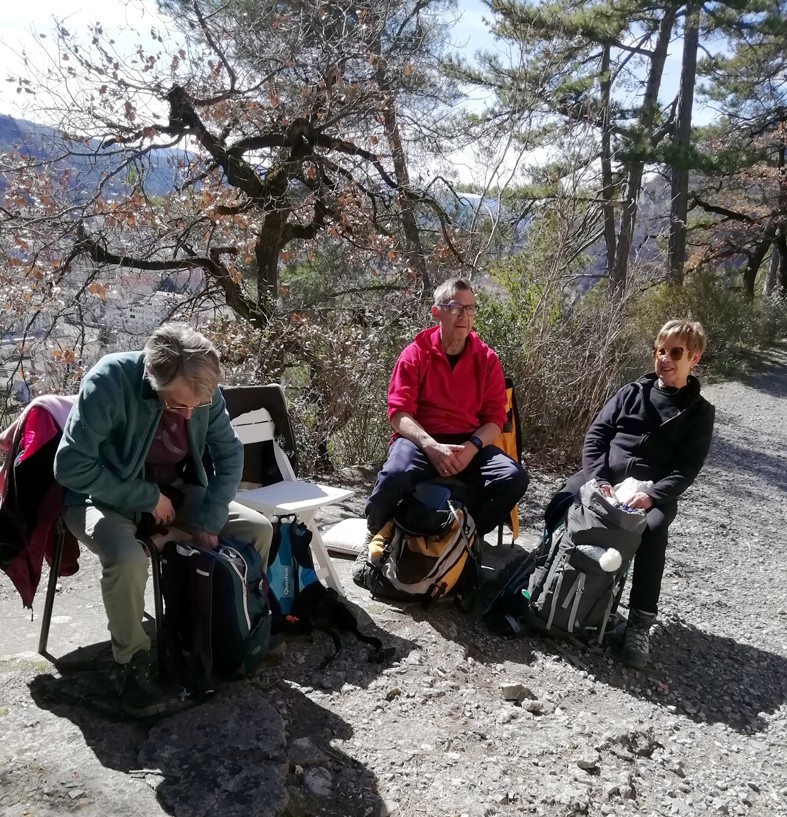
[362, 482, 480, 608]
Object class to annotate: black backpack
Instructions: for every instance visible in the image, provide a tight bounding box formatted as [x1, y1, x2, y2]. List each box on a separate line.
[160, 536, 272, 691]
[360, 481, 480, 610]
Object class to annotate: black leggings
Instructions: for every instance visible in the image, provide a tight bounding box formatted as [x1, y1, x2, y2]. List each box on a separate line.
[544, 472, 677, 615]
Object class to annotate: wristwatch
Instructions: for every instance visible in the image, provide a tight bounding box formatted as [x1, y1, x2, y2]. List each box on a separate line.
[468, 435, 483, 451]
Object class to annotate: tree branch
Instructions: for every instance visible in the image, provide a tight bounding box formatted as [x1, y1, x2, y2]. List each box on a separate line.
[689, 195, 756, 223]
[191, 0, 237, 98]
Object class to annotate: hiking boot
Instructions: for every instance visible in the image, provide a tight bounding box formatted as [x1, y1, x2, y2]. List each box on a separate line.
[351, 529, 374, 587]
[621, 609, 657, 669]
[115, 650, 167, 718]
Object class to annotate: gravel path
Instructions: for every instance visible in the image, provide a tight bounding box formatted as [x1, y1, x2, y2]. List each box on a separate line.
[1, 345, 786, 817]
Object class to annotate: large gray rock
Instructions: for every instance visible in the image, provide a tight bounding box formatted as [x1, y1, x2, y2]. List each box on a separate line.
[138, 682, 288, 817]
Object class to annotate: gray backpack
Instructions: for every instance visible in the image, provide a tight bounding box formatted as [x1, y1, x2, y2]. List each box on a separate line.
[525, 480, 648, 643]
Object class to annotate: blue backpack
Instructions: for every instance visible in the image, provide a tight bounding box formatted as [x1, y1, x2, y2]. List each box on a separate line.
[267, 515, 388, 668]
[266, 515, 320, 622]
[161, 536, 272, 690]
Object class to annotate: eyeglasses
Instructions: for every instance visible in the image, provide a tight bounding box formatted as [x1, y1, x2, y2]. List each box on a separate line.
[165, 400, 213, 412]
[438, 302, 476, 317]
[652, 346, 685, 361]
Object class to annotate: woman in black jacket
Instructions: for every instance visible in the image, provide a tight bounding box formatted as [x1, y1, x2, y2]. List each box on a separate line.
[545, 320, 715, 668]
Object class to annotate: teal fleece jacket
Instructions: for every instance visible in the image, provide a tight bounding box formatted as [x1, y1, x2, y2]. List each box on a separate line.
[54, 351, 243, 534]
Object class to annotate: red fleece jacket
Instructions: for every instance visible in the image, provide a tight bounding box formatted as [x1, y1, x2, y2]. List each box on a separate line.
[387, 326, 507, 436]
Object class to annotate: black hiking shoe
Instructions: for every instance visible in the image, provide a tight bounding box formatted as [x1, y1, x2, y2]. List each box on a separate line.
[621, 609, 657, 669]
[351, 530, 373, 587]
[115, 651, 167, 718]
[351, 548, 370, 587]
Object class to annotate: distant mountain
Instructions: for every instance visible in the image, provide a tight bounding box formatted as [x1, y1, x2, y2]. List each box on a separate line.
[0, 113, 187, 201]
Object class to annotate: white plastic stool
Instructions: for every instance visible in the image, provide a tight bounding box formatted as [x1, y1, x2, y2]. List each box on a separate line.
[322, 517, 368, 557]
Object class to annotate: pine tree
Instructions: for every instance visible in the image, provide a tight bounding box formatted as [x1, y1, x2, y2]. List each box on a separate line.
[691, 0, 787, 297]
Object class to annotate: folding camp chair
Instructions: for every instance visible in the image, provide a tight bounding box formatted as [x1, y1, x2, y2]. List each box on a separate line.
[38, 519, 166, 675]
[492, 376, 524, 546]
[221, 384, 353, 595]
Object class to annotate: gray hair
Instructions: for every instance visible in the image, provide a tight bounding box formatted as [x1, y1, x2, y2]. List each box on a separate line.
[433, 277, 474, 306]
[144, 323, 221, 402]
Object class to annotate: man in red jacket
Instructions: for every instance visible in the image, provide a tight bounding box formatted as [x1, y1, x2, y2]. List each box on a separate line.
[363, 278, 528, 540]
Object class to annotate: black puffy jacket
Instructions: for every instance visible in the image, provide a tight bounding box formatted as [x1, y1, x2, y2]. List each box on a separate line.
[582, 373, 715, 505]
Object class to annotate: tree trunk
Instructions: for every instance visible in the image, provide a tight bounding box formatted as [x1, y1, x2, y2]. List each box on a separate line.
[374, 39, 430, 297]
[255, 211, 287, 313]
[763, 245, 779, 295]
[611, 5, 678, 294]
[778, 145, 787, 296]
[761, 144, 785, 296]
[667, 1, 700, 285]
[777, 234, 787, 296]
[600, 44, 617, 277]
[743, 222, 776, 299]
[762, 236, 787, 297]
[382, 101, 430, 294]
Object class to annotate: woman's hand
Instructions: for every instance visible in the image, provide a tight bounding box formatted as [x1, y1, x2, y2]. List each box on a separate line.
[152, 493, 176, 526]
[597, 482, 616, 499]
[626, 492, 653, 510]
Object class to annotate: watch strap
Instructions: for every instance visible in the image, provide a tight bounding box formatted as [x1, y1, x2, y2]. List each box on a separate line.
[468, 435, 483, 451]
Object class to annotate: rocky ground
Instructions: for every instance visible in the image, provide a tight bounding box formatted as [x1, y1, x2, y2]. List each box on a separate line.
[2, 345, 787, 817]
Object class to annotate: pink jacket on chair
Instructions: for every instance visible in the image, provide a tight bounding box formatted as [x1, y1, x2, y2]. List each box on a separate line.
[0, 395, 80, 608]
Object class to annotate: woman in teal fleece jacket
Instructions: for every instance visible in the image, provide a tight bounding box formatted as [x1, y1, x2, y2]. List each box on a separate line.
[54, 323, 272, 717]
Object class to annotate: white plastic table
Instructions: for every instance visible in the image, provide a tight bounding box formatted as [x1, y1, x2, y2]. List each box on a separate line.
[234, 481, 353, 595]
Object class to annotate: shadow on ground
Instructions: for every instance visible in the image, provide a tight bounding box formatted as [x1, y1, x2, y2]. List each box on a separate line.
[26, 610, 417, 817]
[734, 343, 787, 398]
[374, 567, 787, 738]
[465, 610, 787, 735]
[707, 434, 787, 497]
[269, 682, 388, 817]
[617, 615, 787, 733]
[252, 603, 420, 697]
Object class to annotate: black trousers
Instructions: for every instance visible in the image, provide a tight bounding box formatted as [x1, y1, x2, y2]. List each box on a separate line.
[544, 471, 677, 615]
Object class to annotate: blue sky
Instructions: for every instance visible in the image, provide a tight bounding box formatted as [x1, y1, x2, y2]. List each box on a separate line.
[0, 0, 500, 98]
[0, 0, 162, 57]
[0, 0, 166, 117]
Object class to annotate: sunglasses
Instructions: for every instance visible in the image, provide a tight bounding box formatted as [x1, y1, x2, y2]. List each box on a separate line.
[165, 400, 213, 412]
[438, 302, 476, 316]
[652, 346, 685, 361]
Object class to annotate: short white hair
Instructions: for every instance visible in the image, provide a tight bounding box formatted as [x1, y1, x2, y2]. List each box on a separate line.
[433, 277, 473, 306]
[656, 320, 707, 356]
